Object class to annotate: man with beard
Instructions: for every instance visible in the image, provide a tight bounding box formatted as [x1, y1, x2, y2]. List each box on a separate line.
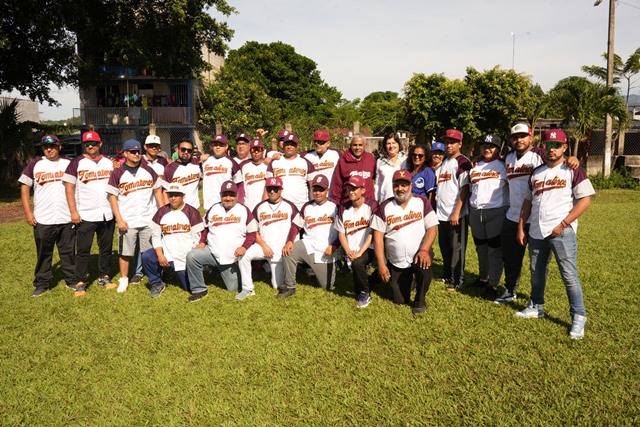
[202, 134, 242, 211]
[163, 139, 202, 209]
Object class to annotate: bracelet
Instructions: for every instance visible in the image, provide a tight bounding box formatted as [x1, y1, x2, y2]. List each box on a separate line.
[561, 220, 569, 228]
[419, 249, 430, 254]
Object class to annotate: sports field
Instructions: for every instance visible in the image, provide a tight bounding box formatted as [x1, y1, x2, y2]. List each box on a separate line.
[1, 189, 638, 425]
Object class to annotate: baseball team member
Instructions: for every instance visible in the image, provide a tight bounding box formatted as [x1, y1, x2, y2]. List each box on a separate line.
[468, 134, 509, 297]
[277, 175, 339, 298]
[142, 183, 204, 297]
[163, 139, 202, 209]
[237, 177, 301, 297]
[202, 134, 241, 211]
[266, 132, 315, 210]
[335, 175, 378, 308]
[371, 170, 438, 315]
[233, 132, 251, 164]
[330, 134, 377, 206]
[238, 138, 268, 211]
[515, 129, 594, 340]
[303, 129, 341, 192]
[142, 134, 168, 181]
[63, 130, 116, 297]
[436, 129, 471, 291]
[186, 181, 258, 302]
[19, 135, 75, 297]
[107, 139, 164, 293]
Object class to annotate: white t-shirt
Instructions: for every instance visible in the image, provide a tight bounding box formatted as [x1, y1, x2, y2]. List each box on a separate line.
[505, 147, 545, 222]
[239, 160, 268, 211]
[163, 160, 202, 209]
[252, 198, 300, 262]
[19, 156, 71, 224]
[202, 155, 242, 211]
[106, 164, 162, 227]
[63, 155, 114, 222]
[300, 199, 339, 264]
[436, 154, 471, 221]
[149, 203, 204, 271]
[469, 159, 509, 210]
[266, 155, 315, 210]
[204, 202, 258, 265]
[334, 198, 378, 253]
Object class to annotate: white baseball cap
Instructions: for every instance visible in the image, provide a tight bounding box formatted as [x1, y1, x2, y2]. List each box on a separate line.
[166, 183, 185, 194]
[510, 123, 532, 136]
[145, 135, 161, 145]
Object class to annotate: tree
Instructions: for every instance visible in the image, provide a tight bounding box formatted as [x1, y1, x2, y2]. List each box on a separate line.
[582, 48, 640, 108]
[359, 91, 403, 136]
[0, 0, 235, 105]
[0, 99, 34, 186]
[520, 84, 549, 134]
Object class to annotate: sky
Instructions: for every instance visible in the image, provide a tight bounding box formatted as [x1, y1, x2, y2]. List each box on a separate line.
[24, 0, 640, 121]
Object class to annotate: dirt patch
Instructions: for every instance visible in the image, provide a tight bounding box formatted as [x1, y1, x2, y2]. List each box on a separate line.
[0, 201, 26, 224]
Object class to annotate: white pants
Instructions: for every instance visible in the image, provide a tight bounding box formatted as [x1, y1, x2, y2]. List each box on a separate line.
[238, 243, 284, 291]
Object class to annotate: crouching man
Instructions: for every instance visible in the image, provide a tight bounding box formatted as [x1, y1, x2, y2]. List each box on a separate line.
[371, 170, 438, 315]
[186, 181, 257, 302]
[141, 183, 204, 298]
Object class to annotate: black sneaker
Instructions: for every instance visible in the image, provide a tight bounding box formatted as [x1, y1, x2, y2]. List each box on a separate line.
[276, 287, 296, 299]
[482, 285, 500, 300]
[150, 282, 166, 298]
[188, 290, 208, 302]
[130, 274, 144, 285]
[31, 287, 49, 297]
[412, 305, 427, 315]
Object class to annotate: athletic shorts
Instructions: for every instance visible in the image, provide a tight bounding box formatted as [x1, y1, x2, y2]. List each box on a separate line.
[118, 226, 153, 257]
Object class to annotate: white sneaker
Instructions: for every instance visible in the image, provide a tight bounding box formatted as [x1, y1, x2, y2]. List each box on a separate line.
[117, 277, 129, 293]
[569, 315, 587, 339]
[515, 300, 544, 318]
[235, 290, 255, 300]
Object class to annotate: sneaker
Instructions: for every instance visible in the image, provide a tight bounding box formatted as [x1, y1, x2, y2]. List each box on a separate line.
[235, 289, 256, 300]
[276, 287, 296, 299]
[446, 280, 456, 292]
[482, 285, 500, 300]
[569, 315, 587, 339]
[356, 292, 372, 308]
[412, 305, 427, 315]
[188, 290, 208, 302]
[471, 278, 489, 287]
[74, 282, 87, 297]
[117, 277, 129, 293]
[515, 300, 544, 318]
[97, 275, 116, 289]
[31, 287, 49, 297]
[435, 277, 447, 283]
[149, 282, 166, 298]
[65, 283, 77, 291]
[494, 289, 516, 304]
[130, 274, 144, 285]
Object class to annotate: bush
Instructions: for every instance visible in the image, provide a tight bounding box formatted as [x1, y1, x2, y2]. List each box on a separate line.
[590, 168, 640, 190]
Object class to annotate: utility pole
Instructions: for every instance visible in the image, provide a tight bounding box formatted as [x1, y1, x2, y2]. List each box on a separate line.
[595, 0, 615, 177]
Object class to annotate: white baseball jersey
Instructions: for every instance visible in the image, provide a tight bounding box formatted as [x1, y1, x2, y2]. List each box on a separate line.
[371, 195, 439, 269]
[303, 148, 341, 188]
[374, 154, 407, 202]
[107, 164, 162, 227]
[252, 198, 301, 262]
[334, 198, 378, 252]
[202, 155, 241, 211]
[299, 199, 339, 263]
[469, 159, 509, 209]
[163, 159, 202, 209]
[239, 159, 268, 211]
[204, 202, 258, 265]
[505, 147, 545, 222]
[526, 164, 595, 240]
[63, 155, 114, 221]
[436, 154, 471, 221]
[266, 155, 315, 209]
[142, 156, 167, 178]
[150, 203, 204, 271]
[233, 155, 251, 165]
[19, 156, 71, 224]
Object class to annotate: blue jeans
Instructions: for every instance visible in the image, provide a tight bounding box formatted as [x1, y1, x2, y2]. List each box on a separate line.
[141, 249, 191, 292]
[186, 248, 240, 294]
[528, 227, 585, 317]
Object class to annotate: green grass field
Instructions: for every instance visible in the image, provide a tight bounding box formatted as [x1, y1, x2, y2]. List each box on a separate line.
[1, 190, 639, 425]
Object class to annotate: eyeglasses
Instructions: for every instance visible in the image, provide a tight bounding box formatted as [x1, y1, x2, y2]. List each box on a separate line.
[412, 154, 425, 159]
[266, 187, 281, 193]
[179, 147, 193, 153]
[84, 141, 99, 147]
[127, 150, 141, 155]
[545, 141, 564, 149]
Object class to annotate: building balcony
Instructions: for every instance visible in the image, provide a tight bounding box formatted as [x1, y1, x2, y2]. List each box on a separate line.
[73, 106, 191, 126]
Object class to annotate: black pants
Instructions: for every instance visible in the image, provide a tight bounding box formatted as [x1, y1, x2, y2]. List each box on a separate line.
[33, 223, 75, 289]
[74, 219, 115, 284]
[438, 217, 468, 287]
[388, 261, 432, 310]
[351, 248, 374, 296]
[501, 219, 528, 292]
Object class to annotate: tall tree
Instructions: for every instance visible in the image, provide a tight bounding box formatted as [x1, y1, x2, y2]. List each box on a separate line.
[359, 91, 403, 136]
[582, 48, 640, 108]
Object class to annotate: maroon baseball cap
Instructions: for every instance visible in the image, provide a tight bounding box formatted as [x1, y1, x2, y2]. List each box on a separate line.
[265, 177, 283, 188]
[345, 175, 365, 188]
[220, 180, 238, 194]
[311, 174, 329, 189]
[542, 129, 567, 144]
[250, 138, 264, 149]
[313, 130, 330, 142]
[441, 129, 463, 142]
[82, 131, 101, 143]
[235, 133, 250, 142]
[278, 129, 291, 141]
[392, 169, 412, 183]
[213, 134, 228, 145]
[283, 133, 299, 145]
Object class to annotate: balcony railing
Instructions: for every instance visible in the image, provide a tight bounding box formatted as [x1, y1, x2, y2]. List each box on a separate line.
[73, 106, 190, 126]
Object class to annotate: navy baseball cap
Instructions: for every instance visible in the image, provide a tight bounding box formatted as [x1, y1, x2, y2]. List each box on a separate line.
[123, 139, 142, 151]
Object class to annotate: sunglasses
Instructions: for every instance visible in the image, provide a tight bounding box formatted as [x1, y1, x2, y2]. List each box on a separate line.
[42, 136, 58, 144]
[266, 186, 282, 193]
[127, 150, 141, 155]
[42, 144, 58, 150]
[545, 141, 564, 149]
[84, 141, 99, 147]
[179, 147, 193, 153]
[412, 154, 425, 159]
[250, 147, 264, 152]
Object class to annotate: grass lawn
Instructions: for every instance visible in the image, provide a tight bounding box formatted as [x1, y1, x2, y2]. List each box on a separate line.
[1, 189, 638, 425]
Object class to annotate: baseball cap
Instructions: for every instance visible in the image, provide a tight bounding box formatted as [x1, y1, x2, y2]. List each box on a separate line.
[250, 138, 264, 149]
[345, 175, 365, 188]
[123, 139, 142, 151]
[542, 129, 567, 144]
[145, 135, 161, 145]
[82, 131, 101, 143]
[431, 142, 445, 152]
[311, 174, 329, 189]
[510, 123, 532, 136]
[166, 183, 185, 194]
[392, 169, 412, 183]
[313, 130, 330, 142]
[220, 180, 238, 194]
[441, 129, 463, 142]
[265, 177, 283, 188]
[481, 134, 502, 148]
[278, 129, 291, 140]
[40, 135, 60, 146]
[235, 133, 250, 142]
[213, 134, 228, 145]
[283, 133, 299, 145]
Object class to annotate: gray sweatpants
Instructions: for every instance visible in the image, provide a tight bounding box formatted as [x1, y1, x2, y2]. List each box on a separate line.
[282, 240, 336, 291]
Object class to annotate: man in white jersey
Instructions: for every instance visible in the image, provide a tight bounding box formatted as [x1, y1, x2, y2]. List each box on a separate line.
[63, 130, 116, 297]
[436, 129, 471, 291]
[515, 129, 594, 340]
[303, 130, 341, 193]
[19, 135, 75, 297]
[237, 177, 301, 298]
[335, 175, 378, 308]
[142, 134, 168, 181]
[266, 132, 315, 210]
[163, 139, 202, 209]
[238, 138, 268, 211]
[202, 134, 241, 211]
[141, 183, 204, 297]
[371, 170, 438, 315]
[233, 132, 251, 164]
[277, 175, 339, 298]
[186, 181, 258, 302]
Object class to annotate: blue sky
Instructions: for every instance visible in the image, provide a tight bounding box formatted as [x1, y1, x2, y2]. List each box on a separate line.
[25, 0, 640, 120]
